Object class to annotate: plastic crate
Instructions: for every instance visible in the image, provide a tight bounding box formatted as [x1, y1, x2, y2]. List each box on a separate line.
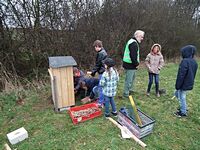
[69, 103, 102, 124]
[118, 108, 155, 139]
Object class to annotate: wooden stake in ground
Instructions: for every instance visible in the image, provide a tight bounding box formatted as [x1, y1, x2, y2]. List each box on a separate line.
[108, 117, 147, 148]
[129, 95, 142, 126]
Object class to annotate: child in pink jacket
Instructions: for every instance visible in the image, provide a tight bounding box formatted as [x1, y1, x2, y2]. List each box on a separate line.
[145, 44, 164, 97]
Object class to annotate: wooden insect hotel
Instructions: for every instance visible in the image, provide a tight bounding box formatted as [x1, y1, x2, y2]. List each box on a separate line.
[48, 56, 77, 111]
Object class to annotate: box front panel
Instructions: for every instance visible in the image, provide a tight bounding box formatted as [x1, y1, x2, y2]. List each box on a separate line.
[52, 68, 63, 108]
[118, 111, 155, 139]
[60, 67, 75, 107]
[118, 112, 141, 138]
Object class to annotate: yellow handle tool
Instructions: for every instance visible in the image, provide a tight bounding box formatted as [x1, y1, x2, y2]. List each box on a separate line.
[129, 95, 142, 126]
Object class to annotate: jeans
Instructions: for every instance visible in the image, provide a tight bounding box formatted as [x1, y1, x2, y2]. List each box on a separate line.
[90, 86, 99, 99]
[123, 69, 136, 96]
[98, 74, 104, 104]
[175, 90, 187, 114]
[104, 95, 117, 115]
[147, 73, 159, 94]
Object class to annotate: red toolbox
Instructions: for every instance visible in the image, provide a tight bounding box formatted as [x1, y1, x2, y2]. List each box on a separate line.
[69, 103, 102, 124]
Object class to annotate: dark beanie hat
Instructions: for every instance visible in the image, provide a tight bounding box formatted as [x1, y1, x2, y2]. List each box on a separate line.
[103, 58, 115, 67]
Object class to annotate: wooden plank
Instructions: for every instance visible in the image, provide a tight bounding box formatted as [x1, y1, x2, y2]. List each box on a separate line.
[60, 67, 69, 106]
[48, 68, 55, 105]
[65, 67, 75, 106]
[4, 143, 11, 150]
[68, 67, 75, 105]
[48, 68, 57, 109]
[65, 67, 70, 106]
[108, 117, 147, 148]
[52, 68, 62, 108]
[57, 68, 63, 108]
[48, 68, 53, 80]
[53, 76, 59, 111]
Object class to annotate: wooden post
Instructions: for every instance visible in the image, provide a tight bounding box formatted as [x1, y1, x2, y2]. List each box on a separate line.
[108, 117, 147, 148]
[48, 69, 53, 80]
[129, 95, 142, 126]
[48, 69, 58, 111]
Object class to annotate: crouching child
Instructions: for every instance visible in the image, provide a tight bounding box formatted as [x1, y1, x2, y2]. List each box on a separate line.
[80, 78, 99, 104]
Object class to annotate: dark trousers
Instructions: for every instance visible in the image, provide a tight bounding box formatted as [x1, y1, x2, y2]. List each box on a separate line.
[147, 73, 159, 94]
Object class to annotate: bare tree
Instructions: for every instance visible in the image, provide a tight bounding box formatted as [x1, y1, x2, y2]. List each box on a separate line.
[0, 0, 200, 86]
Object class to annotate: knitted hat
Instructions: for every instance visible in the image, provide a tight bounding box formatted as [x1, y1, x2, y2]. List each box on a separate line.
[103, 58, 115, 67]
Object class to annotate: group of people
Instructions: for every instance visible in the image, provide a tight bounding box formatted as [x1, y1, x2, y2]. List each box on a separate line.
[74, 30, 198, 118]
[73, 40, 119, 117]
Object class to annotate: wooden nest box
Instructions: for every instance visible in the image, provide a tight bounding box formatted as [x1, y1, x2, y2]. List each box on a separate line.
[48, 56, 77, 111]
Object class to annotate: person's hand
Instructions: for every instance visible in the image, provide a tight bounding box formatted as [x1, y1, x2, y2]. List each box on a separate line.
[87, 71, 95, 77]
[87, 71, 92, 75]
[74, 89, 77, 94]
[90, 72, 95, 77]
[136, 62, 139, 67]
[149, 67, 153, 73]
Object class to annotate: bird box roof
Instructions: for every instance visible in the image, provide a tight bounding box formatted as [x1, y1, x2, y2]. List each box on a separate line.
[49, 56, 77, 68]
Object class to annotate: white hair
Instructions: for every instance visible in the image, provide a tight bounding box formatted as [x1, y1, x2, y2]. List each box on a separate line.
[134, 30, 145, 37]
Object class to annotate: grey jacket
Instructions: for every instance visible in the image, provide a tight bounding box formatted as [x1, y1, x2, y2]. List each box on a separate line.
[145, 44, 164, 74]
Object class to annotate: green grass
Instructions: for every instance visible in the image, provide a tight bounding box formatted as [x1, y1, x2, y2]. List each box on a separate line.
[0, 62, 200, 150]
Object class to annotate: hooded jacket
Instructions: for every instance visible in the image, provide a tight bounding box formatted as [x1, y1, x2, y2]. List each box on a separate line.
[175, 45, 198, 90]
[145, 44, 164, 74]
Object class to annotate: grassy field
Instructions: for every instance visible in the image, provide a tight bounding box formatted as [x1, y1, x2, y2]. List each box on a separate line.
[0, 62, 200, 150]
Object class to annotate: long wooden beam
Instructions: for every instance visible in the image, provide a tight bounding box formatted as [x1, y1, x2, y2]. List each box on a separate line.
[4, 143, 11, 150]
[108, 117, 147, 148]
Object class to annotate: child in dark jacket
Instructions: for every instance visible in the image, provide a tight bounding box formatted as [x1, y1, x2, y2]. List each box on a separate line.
[174, 45, 198, 117]
[87, 40, 107, 107]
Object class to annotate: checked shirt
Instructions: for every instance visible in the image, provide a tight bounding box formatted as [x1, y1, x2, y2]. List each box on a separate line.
[100, 67, 119, 97]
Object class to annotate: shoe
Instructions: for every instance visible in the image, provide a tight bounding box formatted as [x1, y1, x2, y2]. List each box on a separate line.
[177, 107, 188, 112]
[97, 103, 104, 108]
[111, 111, 118, 117]
[81, 97, 91, 104]
[156, 93, 160, 97]
[129, 90, 135, 94]
[105, 114, 110, 118]
[159, 89, 166, 95]
[123, 94, 129, 98]
[174, 111, 187, 118]
[117, 95, 123, 99]
[146, 92, 150, 96]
